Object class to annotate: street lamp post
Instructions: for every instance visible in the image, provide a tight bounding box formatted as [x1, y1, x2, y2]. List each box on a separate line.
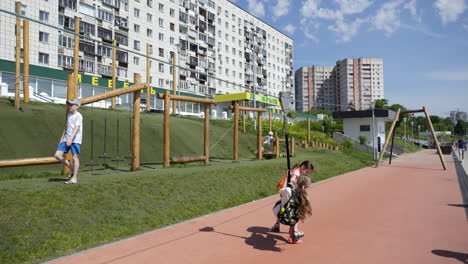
[403, 117, 407, 150]
[418, 125, 421, 149]
[372, 102, 376, 160]
[411, 121, 414, 151]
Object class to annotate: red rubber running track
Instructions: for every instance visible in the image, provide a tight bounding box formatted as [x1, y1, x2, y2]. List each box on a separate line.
[48, 150, 468, 264]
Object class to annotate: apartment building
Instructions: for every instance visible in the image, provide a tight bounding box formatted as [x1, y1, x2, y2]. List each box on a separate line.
[295, 66, 335, 112]
[0, 0, 293, 115]
[295, 58, 384, 112]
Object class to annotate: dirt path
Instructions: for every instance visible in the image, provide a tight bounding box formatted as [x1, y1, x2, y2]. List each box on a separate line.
[47, 150, 468, 264]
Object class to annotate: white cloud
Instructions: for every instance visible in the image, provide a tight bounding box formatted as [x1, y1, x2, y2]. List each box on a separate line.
[301, 0, 342, 20]
[335, 0, 372, 15]
[427, 68, 468, 81]
[247, 0, 266, 17]
[300, 18, 320, 43]
[434, 0, 467, 24]
[329, 18, 366, 42]
[403, 0, 421, 22]
[372, 0, 404, 37]
[283, 24, 296, 35]
[272, 0, 290, 19]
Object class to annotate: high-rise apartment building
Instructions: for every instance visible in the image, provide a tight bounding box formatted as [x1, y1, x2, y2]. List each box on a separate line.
[450, 111, 468, 122]
[0, 0, 293, 114]
[295, 66, 335, 112]
[295, 58, 384, 112]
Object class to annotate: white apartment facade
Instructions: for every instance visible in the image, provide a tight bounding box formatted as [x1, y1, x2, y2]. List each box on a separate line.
[0, 0, 293, 114]
[295, 58, 384, 112]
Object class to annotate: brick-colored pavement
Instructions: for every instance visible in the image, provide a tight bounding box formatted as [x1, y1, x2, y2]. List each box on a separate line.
[47, 150, 468, 264]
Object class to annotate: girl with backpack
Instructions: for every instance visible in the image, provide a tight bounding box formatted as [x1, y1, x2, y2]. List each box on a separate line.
[271, 162, 314, 244]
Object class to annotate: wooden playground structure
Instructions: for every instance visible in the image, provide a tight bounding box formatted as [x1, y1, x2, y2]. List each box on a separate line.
[376, 107, 447, 170]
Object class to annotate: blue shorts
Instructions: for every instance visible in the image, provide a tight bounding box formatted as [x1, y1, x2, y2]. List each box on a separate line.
[57, 142, 81, 155]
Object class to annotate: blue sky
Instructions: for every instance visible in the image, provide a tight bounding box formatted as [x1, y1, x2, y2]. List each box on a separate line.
[232, 0, 468, 117]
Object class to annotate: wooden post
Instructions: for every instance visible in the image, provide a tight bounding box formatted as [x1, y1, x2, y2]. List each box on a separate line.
[0, 157, 59, 167]
[233, 103, 239, 160]
[275, 136, 280, 158]
[269, 110, 272, 132]
[242, 101, 246, 133]
[73, 17, 80, 99]
[131, 74, 141, 171]
[376, 109, 400, 167]
[23, 19, 29, 103]
[423, 106, 447, 170]
[204, 104, 210, 165]
[257, 112, 262, 160]
[15, 1, 21, 110]
[163, 90, 171, 167]
[63, 74, 76, 175]
[291, 137, 295, 156]
[112, 40, 117, 109]
[307, 118, 310, 147]
[172, 52, 177, 115]
[146, 43, 151, 112]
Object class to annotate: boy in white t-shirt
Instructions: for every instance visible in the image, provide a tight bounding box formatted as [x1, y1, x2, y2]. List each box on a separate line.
[54, 99, 83, 184]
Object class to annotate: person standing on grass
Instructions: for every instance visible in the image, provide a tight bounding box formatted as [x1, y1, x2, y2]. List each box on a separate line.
[271, 161, 314, 243]
[458, 136, 467, 162]
[54, 99, 83, 184]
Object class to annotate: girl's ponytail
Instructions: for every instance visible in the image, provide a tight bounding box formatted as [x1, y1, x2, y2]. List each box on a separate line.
[296, 175, 313, 220]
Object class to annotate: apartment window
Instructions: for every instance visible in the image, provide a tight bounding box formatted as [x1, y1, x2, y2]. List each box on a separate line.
[98, 9, 113, 22]
[97, 45, 111, 57]
[39, 32, 49, 43]
[159, 18, 164, 27]
[159, 48, 164, 57]
[170, 8, 175, 17]
[147, 29, 152, 37]
[158, 33, 164, 41]
[59, 0, 76, 10]
[134, 56, 139, 65]
[38, 52, 49, 64]
[158, 63, 164, 73]
[58, 34, 74, 48]
[134, 40, 140, 50]
[80, 21, 95, 36]
[147, 0, 153, 8]
[134, 8, 140, 17]
[147, 13, 152, 22]
[170, 37, 175, 44]
[134, 24, 140, 33]
[58, 54, 73, 67]
[170, 23, 175, 31]
[159, 3, 164, 12]
[39, 11, 49, 22]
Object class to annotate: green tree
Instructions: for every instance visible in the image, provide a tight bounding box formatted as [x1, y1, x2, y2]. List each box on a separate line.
[454, 120, 467, 136]
[287, 110, 297, 119]
[374, 99, 389, 109]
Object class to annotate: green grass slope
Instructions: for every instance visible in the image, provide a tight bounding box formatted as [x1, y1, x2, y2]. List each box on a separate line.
[0, 98, 375, 263]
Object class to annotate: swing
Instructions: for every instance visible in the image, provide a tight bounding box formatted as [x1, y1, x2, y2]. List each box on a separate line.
[125, 94, 135, 161]
[84, 92, 98, 174]
[98, 100, 112, 162]
[111, 96, 124, 169]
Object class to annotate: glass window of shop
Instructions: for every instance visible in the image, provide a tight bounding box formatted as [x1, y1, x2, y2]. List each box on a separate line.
[54, 80, 67, 99]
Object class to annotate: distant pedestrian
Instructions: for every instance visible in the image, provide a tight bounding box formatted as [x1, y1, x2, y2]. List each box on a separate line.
[457, 137, 467, 162]
[54, 99, 83, 184]
[272, 175, 313, 244]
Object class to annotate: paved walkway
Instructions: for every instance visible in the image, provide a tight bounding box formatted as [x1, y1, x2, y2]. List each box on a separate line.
[47, 150, 468, 264]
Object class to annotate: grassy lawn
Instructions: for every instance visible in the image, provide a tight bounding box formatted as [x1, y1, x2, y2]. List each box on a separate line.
[0, 98, 377, 263]
[0, 147, 374, 264]
[393, 137, 422, 152]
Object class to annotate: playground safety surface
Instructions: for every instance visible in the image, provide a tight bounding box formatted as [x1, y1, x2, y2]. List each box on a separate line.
[47, 150, 468, 264]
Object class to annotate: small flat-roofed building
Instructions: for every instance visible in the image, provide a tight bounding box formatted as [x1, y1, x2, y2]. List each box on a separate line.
[333, 109, 396, 152]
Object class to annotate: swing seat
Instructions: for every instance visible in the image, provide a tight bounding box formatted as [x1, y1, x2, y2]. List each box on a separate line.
[263, 153, 275, 159]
